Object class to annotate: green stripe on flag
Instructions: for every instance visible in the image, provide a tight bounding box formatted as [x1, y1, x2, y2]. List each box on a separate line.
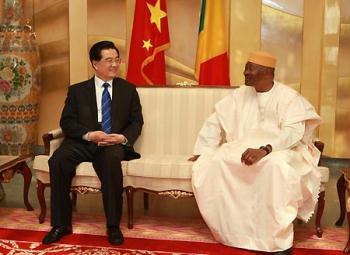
[198, 0, 206, 33]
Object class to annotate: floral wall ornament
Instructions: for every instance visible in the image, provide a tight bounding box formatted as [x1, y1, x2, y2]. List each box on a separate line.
[0, 56, 32, 102]
[0, 125, 26, 144]
[0, 124, 27, 155]
[0, 0, 40, 156]
[0, 80, 11, 94]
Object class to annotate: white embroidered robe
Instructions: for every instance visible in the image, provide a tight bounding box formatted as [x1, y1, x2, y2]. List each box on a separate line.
[192, 82, 321, 252]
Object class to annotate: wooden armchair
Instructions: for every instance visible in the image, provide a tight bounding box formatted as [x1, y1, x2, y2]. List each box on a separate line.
[313, 141, 329, 237]
[335, 167, 350, 253]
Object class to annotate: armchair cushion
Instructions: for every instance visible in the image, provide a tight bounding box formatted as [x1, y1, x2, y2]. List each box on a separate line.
[124, 154, 194, 193]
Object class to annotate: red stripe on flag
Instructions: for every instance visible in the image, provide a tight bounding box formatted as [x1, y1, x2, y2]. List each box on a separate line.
[198, 53, 230, 86]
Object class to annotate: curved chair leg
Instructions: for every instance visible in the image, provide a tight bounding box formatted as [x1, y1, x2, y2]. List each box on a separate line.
[336, 174, 346, 227]
[36, 180, 47, 224]
[315, 190, 325, 237]
[144, 192, 149, 212]
[18, 161, 34, 211]
[126, 186, 134, 229]
[71, 191, 77, 212]
[344, 197, 350, 254]
[0, 183, 5, 201]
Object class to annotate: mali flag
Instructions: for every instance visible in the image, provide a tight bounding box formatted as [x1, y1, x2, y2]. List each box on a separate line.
[127, 0, 170, 86]
[195, 0, 230, 86]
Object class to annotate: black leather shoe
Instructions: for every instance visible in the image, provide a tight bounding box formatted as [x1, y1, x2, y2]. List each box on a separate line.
[107, 228, 124, 245]
[272, 247, 293, 255]
[42, 226, 72, 244]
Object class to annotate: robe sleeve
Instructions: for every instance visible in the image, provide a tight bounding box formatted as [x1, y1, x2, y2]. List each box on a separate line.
[269, 95, 307, 151]
[269, 121, 305, 151]
[193, 112, 223, 155]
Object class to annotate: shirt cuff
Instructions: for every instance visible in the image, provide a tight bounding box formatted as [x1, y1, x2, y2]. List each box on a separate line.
[122, 135, 128, 145]
[82, 132, 90, 141]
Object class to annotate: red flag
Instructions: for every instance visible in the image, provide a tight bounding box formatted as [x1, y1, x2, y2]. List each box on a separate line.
[127, 0, 170, 86]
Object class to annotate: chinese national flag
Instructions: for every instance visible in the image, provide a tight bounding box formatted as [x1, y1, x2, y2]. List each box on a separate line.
[127, 0, 170, 86]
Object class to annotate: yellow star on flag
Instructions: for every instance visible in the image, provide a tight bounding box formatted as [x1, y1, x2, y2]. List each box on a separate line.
[147, 0, 167, 32]
[142, 39, 153, 51]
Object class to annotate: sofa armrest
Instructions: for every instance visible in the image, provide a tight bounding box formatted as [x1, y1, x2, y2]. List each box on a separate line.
[42, 128, 64, 155]
[314, 141, 324, 154]
[313, 140, 324, 166]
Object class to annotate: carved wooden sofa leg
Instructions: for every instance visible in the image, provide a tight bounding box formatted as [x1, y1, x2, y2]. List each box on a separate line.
[315, 190, 325, 237]
[72, 191, 77, 212]
[144, 193, 149, 212]
[338, 169, 350, 254]
[37, 179, 48, 224]
[312, 141, 328, 237]
[126, 186, 134, 229]
[335, 174, 346, 226]
[345, 208, 350, 254]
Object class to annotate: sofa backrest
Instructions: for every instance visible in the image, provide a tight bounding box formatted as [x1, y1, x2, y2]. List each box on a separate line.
[134, 86, 233, 156]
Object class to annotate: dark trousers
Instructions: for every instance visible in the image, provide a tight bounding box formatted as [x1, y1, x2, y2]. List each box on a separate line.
[48, 141, 125, 228]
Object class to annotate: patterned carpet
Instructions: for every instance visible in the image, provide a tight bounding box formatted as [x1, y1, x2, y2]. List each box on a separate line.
[0, 207, 347, 252]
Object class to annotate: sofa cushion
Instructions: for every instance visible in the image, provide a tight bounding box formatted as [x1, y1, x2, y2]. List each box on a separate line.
[33, 155, 128, 189]
[126, 155, 193, 179]
[123, 175, 193, 193]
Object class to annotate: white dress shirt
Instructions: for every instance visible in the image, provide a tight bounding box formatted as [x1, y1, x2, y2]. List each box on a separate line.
[94, 75, 113, 123]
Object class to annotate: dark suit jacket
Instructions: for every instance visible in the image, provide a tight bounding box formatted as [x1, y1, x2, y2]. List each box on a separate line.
[59, 77, 143, 160]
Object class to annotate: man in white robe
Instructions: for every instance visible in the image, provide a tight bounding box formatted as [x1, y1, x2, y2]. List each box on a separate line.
[190, 51, 321, 255]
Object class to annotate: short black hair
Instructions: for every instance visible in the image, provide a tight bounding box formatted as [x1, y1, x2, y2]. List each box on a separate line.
[89, 41, 119, 62]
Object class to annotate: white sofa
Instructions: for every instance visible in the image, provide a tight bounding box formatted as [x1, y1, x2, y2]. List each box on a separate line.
[33, 86, 231, 226]
[33, 86, 328, 237]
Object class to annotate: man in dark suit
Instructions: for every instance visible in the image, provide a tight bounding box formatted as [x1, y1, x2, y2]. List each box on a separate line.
[42, 41, 143, 245]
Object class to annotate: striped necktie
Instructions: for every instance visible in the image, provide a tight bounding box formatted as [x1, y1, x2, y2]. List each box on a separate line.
[101, 83, 112, 134]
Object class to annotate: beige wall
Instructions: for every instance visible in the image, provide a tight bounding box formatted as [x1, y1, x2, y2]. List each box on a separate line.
[32, 0, 69, 145]
[17, 0, 349, 157]
[230, 0, 261, 85]
[87, 0, 126, 77]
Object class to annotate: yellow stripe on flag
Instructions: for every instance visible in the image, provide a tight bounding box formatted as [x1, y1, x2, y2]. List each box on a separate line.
[195, 0, 228, 80]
